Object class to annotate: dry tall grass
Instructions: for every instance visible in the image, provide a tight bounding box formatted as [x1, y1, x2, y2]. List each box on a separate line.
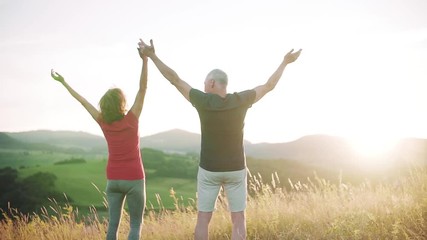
[1, 167, 426, 239]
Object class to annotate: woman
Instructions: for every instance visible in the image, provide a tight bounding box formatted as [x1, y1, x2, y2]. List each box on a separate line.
[51, 44, 148, 240]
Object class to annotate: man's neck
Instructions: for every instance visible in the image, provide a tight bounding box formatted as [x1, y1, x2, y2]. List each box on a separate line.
[206, 88, 227, 98]
[215, 90, 227, 98]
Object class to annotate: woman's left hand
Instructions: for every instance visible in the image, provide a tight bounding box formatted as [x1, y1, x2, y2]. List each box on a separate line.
[51, 69, 65, 83]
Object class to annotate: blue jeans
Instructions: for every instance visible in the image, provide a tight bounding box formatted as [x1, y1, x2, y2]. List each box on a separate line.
[106, 179, 146, 240]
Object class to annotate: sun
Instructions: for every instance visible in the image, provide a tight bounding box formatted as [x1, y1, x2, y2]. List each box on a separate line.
[348, 135, 399, 157]
[345, 134, 401, 169]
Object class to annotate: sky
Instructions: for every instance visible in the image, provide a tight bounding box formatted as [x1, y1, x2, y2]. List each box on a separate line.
[1, 0, 427, 147]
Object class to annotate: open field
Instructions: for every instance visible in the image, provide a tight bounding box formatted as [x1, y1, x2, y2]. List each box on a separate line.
[1, 167, 426, 239]
[1, 139, 426, 238]
[18, 160, 197, 214]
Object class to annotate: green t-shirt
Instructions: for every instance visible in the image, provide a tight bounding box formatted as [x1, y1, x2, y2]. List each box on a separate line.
[189, 88, 256, 172]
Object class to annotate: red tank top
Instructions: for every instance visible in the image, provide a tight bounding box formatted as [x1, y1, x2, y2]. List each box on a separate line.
[98, 111, 145, 180]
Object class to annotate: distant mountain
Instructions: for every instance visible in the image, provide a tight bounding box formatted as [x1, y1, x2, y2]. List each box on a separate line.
[0, 132, 58, 152]
[2, 129, 426, 169]
[141, 129, 200, 154]
[247, 135, 427, 169]
[140, 128, 254, 154]
[4, 129, 197, 154]
[0, 132, 25, 148]
[245, 135, 354, 162]
[6, 130, 106, 152]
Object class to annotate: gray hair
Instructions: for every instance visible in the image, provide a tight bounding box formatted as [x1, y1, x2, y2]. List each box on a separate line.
[206, 69, 228, 86]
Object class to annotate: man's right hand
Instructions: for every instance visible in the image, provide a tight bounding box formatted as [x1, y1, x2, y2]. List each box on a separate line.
[284, 49, 302, 64]
[138, 38, 155, 57]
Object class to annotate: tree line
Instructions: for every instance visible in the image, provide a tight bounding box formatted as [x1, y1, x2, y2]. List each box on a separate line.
[0, 167, 69, 219]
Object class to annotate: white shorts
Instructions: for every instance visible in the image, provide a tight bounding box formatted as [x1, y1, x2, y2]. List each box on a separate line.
[197, 166, 247, 212]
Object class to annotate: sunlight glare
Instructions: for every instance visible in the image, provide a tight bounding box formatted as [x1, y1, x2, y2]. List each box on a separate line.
[346, 134, 401, 169]
[348, 135, 398, 157]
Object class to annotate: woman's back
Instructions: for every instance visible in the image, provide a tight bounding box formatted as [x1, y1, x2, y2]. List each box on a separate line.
[99, 111, 144, 180]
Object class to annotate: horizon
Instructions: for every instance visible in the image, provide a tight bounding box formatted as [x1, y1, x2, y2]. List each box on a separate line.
[4, 127, 426, 171]
[4, 127, 427, 142]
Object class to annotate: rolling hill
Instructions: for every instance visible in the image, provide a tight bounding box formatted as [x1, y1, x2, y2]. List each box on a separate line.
[0, 132, 24, 147]
[140, 128, 200, 153]
[7, 130, 106, 152]
[2, 129, 426, 170]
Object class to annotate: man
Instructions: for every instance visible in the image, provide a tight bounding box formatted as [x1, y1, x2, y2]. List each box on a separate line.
[140, 39, 301, 240]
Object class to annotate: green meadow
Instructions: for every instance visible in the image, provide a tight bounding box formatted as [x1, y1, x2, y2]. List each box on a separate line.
[18, 159, 197, 214]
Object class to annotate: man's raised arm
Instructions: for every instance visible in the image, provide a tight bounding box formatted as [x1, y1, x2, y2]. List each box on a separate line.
[139, 39, 192, 101]
[253, 48, 302, 103]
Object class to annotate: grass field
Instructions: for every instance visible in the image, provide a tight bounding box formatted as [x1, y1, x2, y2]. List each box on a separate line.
[2, 147, 426, 238]
[1, 166, 425, 239]
[18, 160, 197, 214]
